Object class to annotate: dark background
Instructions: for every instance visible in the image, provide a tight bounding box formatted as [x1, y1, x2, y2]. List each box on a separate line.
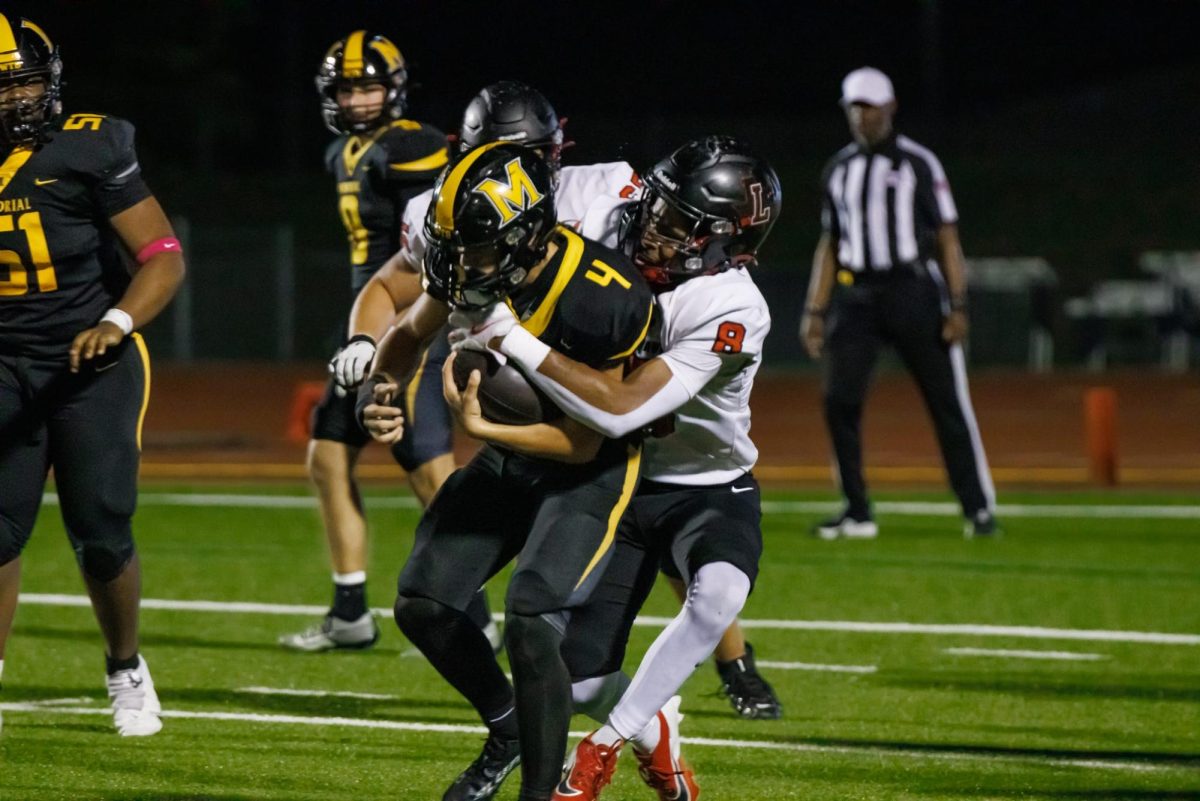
[12, 1, 1200, 363]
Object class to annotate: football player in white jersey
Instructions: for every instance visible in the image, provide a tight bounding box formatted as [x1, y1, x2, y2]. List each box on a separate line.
[450, 136, 781, 799]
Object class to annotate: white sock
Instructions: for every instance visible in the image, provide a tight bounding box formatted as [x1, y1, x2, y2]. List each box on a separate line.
[632, 712, 661, 753]
[0, 658, 5, 684]
[591, 723, 624, 748]
[608, 562, 750, 739]
[333, 570, 366, 585]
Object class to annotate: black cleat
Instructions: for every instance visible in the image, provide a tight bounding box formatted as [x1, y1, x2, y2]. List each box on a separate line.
[964, 510, 1001, 538]
[442, 731, 521, 801]
[716, 642, 782, 720]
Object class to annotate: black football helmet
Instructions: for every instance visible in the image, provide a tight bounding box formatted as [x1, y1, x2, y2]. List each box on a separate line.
[423, 143, 557, 309]
[458, 81, 564, 175]
[315, 31, 408, 135]
[620, 136, 781, 287]
[0, 14, 62, 145]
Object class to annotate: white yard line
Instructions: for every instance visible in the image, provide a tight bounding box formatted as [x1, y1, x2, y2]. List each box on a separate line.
[237, 686, 399, 701]
[756, 660, 878, 673]
[945, 647, 1108, 661]
[40, 492, 1200, 519]
[19, 593, 1200, 646]
[732, 619, 1200, 645]
[0, 700, 1172, 774]
[769, 500, 1200, 520]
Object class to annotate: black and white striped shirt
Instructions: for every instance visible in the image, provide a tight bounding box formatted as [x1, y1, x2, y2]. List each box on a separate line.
[820, 134, 957, 272]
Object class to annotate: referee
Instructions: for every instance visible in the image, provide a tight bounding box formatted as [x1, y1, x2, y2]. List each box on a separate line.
[800, 67, 997, 538]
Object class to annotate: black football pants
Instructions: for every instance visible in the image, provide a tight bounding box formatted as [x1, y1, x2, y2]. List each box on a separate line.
[0, 336, 148, 580]
[823, 270, 994, 520]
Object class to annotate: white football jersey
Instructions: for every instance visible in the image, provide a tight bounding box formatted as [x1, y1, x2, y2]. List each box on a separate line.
[398, 161, 639, 272]
[643, 269, 770, 484]
[578, 193, 769, 484]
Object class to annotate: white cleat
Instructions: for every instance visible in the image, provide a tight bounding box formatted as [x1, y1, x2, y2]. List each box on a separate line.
[106, 655, 162, 737]
[814, 515, 878, 540]
[278, 612, 380, 652]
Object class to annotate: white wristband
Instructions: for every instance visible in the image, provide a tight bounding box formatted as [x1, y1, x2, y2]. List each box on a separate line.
[101, 308, 133, 336]
[499, 325, 551, 372]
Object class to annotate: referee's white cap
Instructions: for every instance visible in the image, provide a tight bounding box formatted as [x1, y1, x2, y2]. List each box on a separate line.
[840, 67, 895, 106]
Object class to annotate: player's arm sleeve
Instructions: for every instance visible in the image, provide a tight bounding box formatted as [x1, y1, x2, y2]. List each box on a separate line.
[509, 290, 768, 439]
[92, 119, 153, 218]
[522, 364, 696, 440]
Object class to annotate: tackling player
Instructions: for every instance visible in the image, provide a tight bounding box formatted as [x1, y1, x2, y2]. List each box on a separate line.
[0, 15, 186, 737]
[479, 137, 782, 798]
[354, 81, 776, 721]
[280, 31, 483, 652]
[359, 143, 652, 801]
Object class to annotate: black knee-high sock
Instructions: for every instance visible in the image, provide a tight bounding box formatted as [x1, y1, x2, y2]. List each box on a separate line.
[394, 595, 516, 737]
[506, 612, 572, 799]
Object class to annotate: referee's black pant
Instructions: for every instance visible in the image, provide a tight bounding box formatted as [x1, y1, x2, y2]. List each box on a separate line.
[823, 265, 994, 521]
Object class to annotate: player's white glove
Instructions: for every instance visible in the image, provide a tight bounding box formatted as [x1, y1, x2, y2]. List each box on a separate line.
[447, 302, 518, 354]
[329, 335, 377, 396]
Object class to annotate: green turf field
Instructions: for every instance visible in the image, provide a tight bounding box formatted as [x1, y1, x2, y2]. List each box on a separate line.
[2, 486, 1198, 800]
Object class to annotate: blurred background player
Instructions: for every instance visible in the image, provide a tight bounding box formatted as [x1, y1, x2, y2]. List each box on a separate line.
[360, 143, 652, 801]
[486, 137, 781, 798]
[281, 30, 495, 651]
[0, 14, 186, 736]
[800, 67, 997, 539]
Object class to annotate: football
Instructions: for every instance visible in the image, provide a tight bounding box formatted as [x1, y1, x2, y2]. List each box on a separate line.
[451, 348, 562, 425]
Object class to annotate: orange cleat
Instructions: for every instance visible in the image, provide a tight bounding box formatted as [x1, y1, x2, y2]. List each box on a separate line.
[632, 696, 701, 801]
[552, 733, 623, 800]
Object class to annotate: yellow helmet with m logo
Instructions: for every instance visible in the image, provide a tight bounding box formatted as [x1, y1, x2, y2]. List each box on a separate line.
[314, 31, 408, 135]
[0, 14, 62, 144]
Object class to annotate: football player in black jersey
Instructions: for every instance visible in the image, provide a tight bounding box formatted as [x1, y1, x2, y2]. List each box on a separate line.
[359, 144, 652, 801]
[0, 15, 185, 737]
[280, 31, 503, 653]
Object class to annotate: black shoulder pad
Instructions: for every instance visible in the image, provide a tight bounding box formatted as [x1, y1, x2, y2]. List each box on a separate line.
[56, 113, 137, 180]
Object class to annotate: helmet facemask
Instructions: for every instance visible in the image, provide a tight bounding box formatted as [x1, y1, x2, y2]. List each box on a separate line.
[317, 76, 405, 135]
[620, 186, 738, 287]
[314, 32, 408, 135]
[620, 136, 781, 288]
[422, 142, 557, 310]
[424, 237, 528, 311]
[0, 22, 63, 146]
[423, 220, 546, 310]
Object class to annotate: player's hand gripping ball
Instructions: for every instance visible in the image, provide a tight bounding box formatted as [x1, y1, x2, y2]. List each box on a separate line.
[451, 348, 561, 425]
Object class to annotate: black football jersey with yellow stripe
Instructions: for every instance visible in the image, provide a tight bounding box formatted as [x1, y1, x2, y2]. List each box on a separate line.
[325, 119, 448, 293]
[0, 113, 151, 360]
[507, 225, 653, 373]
